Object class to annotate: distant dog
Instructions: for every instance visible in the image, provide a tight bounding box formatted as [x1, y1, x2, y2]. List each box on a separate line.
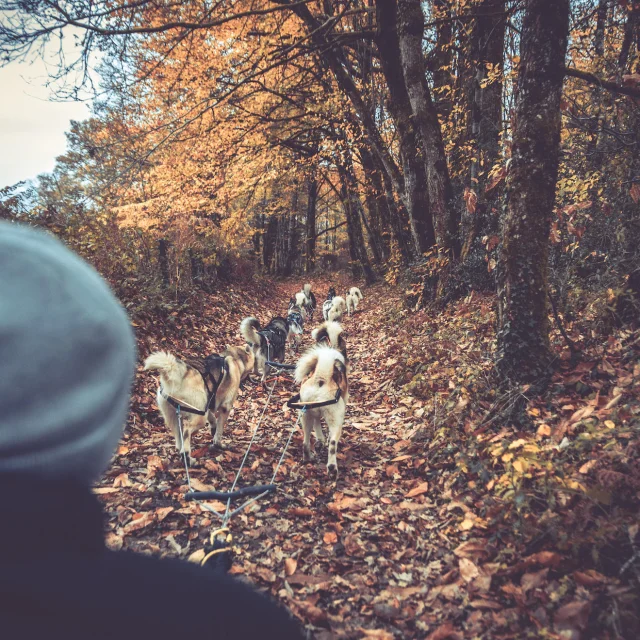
[295, 345, 349, 475]
[144, 345, 254, 463]
[328, 296, 346, 322]
[303, 283, 316, 318]
[286, 306, 305, 351]
[241, 316, 289, 380]
[322, 286, 337, 321]
[290, 292, 308, 319]
[349, 287, 363, 301]
[345, 293, 359, 316]
[312, 321, 348, 365]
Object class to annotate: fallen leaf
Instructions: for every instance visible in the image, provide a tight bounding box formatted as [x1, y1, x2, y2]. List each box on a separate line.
[426, 622, 462, 640]
[579, 460, 597, 474]
[459, 557, 480, 583]
[405, 482, 429, 498]
[323, 531, 338, 544]
[113, 473, 131, 487]
[573, 569, 608, 586]
[454, 539, 490, 560]
[146, 454, 165, 476]
[289, 507, 313, 517]
[122, 511, 155, 535]
[156, 506, 174, 522]
[521, 568, 548, 593]
[359, 629, 394, 640]
[469, 598, 502, 610]
[254, 567, 277, 583]
[189, 478, 213, 492]
[554, 599, 591, 630]
[284, 557, 297, 576]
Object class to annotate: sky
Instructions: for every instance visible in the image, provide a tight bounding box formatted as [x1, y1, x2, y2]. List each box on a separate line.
[0, 58, 91, 188]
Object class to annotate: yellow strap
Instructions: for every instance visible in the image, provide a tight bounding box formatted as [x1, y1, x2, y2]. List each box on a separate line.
[201, 547, 230, 566]
[210, 527, 230, 546]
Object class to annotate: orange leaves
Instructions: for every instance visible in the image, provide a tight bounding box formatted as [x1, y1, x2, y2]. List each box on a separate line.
[284, 557, 297, 576]
[146, 454, 165, 477]
[404, 481, 429, 498]
[289, 507, 314, 517]
[122, 511, 155, 535]
[463, 187, 477, 214]
[323, 531, 338, 545]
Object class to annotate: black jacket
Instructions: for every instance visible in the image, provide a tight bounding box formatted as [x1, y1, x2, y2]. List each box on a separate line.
[0, 474, 304, 640]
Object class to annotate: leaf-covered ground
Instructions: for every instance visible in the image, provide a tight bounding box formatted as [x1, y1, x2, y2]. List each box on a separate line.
[96, 275, 640, 639]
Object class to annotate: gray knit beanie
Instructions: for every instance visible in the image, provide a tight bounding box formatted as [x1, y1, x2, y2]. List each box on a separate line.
[0, 222, 136, 484]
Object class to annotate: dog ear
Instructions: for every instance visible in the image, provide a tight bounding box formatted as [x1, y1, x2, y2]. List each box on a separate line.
[332, 359, 346, 384]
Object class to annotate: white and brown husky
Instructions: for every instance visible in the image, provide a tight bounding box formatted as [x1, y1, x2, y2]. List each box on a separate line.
[144, 344, 254, 464]
[294, 345, 349, 476]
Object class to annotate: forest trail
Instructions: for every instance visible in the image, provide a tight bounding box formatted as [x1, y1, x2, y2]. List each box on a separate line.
[95, 275, 639, 639]
[97, 276, 452, 637]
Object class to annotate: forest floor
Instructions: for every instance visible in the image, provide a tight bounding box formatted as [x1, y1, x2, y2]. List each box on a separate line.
[96, 273, 640, 639]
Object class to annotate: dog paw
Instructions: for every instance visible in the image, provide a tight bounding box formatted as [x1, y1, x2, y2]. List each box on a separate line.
[189, 456, 198, 467]
[327, 463, 338, 477]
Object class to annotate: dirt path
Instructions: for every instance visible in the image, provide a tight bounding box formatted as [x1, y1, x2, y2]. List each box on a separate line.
[98, 277, 440, 638]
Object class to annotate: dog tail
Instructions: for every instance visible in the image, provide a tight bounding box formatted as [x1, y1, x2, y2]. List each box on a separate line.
[303, 283, 311, 297]
[312, 321, 343, 348]
[143, 351, 185, 386]
[240, 316, 262, 346]
[295, 345, 345, 387]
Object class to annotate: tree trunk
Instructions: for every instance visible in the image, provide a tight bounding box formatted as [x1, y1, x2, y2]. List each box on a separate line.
[397, 0, 460, 259]
[496, 0, 570, 383]
[374, 147, 414, 261]
[288, 2, 405, 207]
[305, 176, 317, 272]
[263, 215, 278, 273]
[283, 188, 298, 276]
[338, 160, 377, 284]
[462, 0, 507, 257]
[358, 193, 383, 266]
[432, 0, 454, 119]
[375, 0, 436, 254]
[619, 6, 638, 71]
[594, 0, 609, 57]
[158, 238, 170, 287]
[360, 145, 391, 261]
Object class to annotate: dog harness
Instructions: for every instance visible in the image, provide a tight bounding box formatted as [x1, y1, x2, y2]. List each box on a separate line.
[287, 388, 342, 410]
[160, 354, 228, 416]
[287, 310, 304, 334]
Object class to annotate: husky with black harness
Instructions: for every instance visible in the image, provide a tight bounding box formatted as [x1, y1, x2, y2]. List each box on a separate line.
[144, 346, 254, 464]
[241, 316, 289, 381]
[286, 306, 305, 352]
